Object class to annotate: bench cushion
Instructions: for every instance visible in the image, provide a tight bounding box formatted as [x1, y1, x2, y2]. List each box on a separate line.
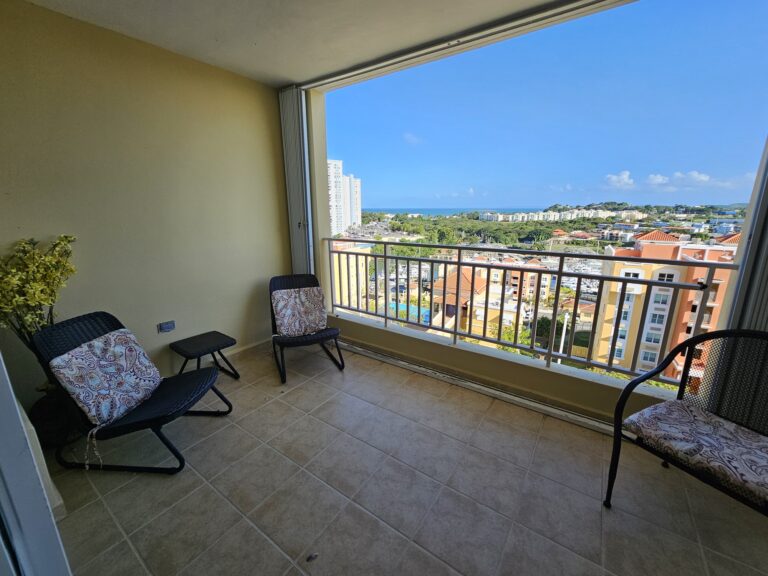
[271, 286, 327, 337]
[624, 399, 768, 509]
[50, 328, 161, 426]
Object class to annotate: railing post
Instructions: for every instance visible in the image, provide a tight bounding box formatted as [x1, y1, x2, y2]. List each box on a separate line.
[545, 256, 565, 367]
[453, 248, 463, 345]
[327, 240, 336, 314]
[383, 243, 389, 329]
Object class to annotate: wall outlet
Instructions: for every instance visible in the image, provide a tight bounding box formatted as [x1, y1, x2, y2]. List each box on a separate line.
[157, 320, 176, 333]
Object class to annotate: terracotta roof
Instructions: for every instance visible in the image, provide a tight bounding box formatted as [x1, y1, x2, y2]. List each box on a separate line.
[432, 268, 487, 307]
[552, 229, 568, 236]
[633, 229, 680, 242]
[716, 232, 741, 245]
[613, 248, 640, 257]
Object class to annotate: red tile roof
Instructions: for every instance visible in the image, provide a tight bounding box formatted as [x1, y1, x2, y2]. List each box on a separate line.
[432, 268, 487, 306]
[613, 248, 641, 257]
[716, 232, 741, 245]
[634, 229, 680, 242]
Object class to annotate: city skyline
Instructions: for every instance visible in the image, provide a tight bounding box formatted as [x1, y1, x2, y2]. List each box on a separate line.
[326, 0, 767, 209]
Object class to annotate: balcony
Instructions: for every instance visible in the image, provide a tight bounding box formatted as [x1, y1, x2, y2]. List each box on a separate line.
[48, 344, 768, 576]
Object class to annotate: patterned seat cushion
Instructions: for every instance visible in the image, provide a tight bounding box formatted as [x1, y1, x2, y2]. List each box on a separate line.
[271, 286, 327, 337]
[49, 328, 161, 426]
[624, 400, 768, 509]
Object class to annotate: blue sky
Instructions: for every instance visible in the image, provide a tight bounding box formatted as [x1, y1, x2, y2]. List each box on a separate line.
[326, 0, 768, 210]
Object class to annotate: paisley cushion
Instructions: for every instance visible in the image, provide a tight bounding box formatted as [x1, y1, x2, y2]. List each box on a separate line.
[49, 328, 161, 426]
[624, 399, 768, 509]
[271, 286, 327, 337]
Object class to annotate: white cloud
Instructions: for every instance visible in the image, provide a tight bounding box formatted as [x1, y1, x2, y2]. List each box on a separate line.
[605, 170, 635, 189]
[647, 174, 670, 186]
[403, 132, 422, 146]
[467, 187, 475, 197]
[673, 170, 711, 184]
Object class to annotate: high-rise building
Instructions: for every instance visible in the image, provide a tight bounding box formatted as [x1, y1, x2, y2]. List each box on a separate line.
[328, 159, 362, 235]
[327, 159, 345, 236]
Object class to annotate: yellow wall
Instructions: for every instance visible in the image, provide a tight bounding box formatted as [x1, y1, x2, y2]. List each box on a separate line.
[0, 0, 290, 406]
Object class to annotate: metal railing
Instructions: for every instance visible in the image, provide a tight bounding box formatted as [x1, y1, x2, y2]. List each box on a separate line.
[325, 238, 739, 382]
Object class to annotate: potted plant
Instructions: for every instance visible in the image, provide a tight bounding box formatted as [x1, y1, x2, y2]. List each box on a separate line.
[1, 235, 77, 445]
[0, 235, 77, 352]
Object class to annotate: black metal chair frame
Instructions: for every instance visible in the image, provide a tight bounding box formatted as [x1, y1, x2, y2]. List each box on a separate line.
[269, 274, 344, 383]
[32, 311, 231, 475]
[604, 329, 768, 516]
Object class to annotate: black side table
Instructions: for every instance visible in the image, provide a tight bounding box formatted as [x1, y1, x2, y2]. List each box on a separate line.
[170, 331, 241, 380]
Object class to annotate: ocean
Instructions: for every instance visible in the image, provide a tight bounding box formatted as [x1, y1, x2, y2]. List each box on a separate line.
[364, 207, 544, 216]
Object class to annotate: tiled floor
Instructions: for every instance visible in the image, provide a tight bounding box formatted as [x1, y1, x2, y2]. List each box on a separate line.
[49, 345, 768, 576]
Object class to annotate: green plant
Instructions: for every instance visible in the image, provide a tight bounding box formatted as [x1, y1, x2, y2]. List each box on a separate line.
[0, 235, 76, 351]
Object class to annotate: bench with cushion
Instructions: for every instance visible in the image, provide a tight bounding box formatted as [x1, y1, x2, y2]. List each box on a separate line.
[604, 329, 768, 515]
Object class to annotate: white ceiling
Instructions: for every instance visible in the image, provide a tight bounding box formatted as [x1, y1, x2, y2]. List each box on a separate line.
[29, 0, 561, 87]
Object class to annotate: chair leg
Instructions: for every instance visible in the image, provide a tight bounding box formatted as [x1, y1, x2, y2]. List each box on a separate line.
[184, 386, 233, 416]
[603, 430, 623, 508]
[273, 340, 287, 383]
[216, 350, 240, 380]
[55, 427, 185, 475]
[320, 338, 345, 371]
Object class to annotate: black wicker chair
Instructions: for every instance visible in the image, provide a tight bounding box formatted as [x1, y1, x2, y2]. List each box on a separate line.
[269, 274, 344, 383]
[32, 311, 230, 474]
[604, 329, 768, 515]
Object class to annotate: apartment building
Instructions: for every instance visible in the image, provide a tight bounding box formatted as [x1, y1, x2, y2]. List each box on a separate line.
[594, 230, 740, 375]
[327, 159, 362, 235]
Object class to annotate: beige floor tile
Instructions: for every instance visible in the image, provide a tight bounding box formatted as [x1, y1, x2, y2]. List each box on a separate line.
[448, 446, 526, 518]
[341, 352, 383, 373]
[53, 470, 98, 515]
[415, 488, 512, 576]
[103, 464, 203, 534]
[469, 417, 538, 468]
[81, 433, 174, 496]
[403, 373, 451, 398]
[179, 520, 290, 576]
[442, 386, 494, 413]
[539, 417, 605, 457]
[237, 353, 279, 384]
[238, 399, 305, 441]
[281, 381, 338, 412]
[300, 504, 408, 575]
[532, 436, 603, 499]
[417, 397, 487, 442]
[516, 472, 602, 563]
[249, 470, 347, 559]
[289, 352, 338, 379]
[76, 540, 147, 576]
[603, 507, 705, 576]
[687, 481, 768, 573]
[130, 485, 241, 576]
[183, 424, 261, 479]
[252, 370, 309, 394]
[163, 412, 230, 451]
[704, 549, 765, 576]
[396, 544, 461, 576]
[345, 375, 404, 405]
[212, 444, 299, 514]
[310, 392, 376, 431]
[269, 416, 341, 465]
[391, 423, 464, 482]
[225, 383, 275, 420]
[498, 523, 601, 576]
[377, 383, 438, 421]
[57, 500, 123, 571]
[485, 400, 544, 433]
[306, 433, 386, 496]
[354, 457, 441, 537]
[348, 405, 416, 454]
[605, 457, 695, 540]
